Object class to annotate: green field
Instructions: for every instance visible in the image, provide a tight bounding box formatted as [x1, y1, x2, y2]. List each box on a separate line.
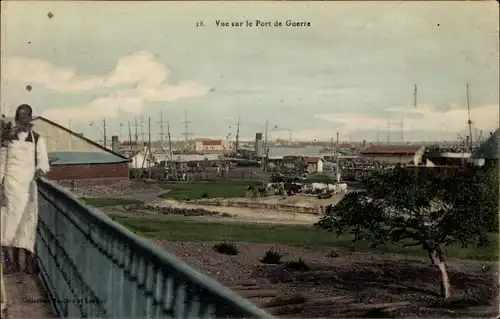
[80, 197, 144, 207]
[112, 217, 499, 261]
[159, 181, 258, 200]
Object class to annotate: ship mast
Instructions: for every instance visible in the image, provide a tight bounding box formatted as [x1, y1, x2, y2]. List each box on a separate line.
[466, 83, 474, 152]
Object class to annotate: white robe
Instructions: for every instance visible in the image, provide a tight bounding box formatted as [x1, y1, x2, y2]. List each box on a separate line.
[1, 131, 50, 253]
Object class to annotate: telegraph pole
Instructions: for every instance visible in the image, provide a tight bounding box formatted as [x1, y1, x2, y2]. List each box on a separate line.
[335, 130, 340, 183]
[400, 117, 404, 141]
[335, 130, 340, 162]
[387, 118, 391, 144]
[103, 117, 107, 148]
[158, 110, 165, 149]
[182, 110, 192, 152]
[286, 129, 292, 145]
[235, 116, 241, 151]
[167, 121, 173, 160]
[387, 117, 404, 144]
[140, 116, 145, 143]
[264, 120, 269, 152]
[134, 117, 139, 144]
[148, 117, 152, 179]
[263, 121, 269, 170]
[414, 84, 418, 109]
[127, 121, 133, 152]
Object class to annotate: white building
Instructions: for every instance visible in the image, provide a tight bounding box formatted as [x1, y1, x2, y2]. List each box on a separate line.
[305, 157, 324, 173]
[360, 145, 425, 165]
[128, 150, 156, 169]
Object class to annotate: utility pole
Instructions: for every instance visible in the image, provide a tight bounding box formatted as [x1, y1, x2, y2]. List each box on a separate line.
[400, 117, 404, 141]
[331, 137, 335, 158]
[263, 121, 269, 170]
[335, 130, 340, 183]
[387, 117, 405, 144]
[414, 84, 418, 109]
[119, 123, 123, 142]
[127, 121, 133, 152]
[182, 110, 191, 152]
[103, 117, 107, 148]
[335, 130, 340, 162]
[158, 110, 165, 149]
[235, 116, 240, 151]
[134, 117, 139, 144]
[148, 117, 152, 179]
[376, 132, 380, 143]
[264, 121, 269, 152]
[387, 118, 391, 144]
[167, 121, 173, 160]
[286, 129, 292, 145]
[140, 116, 145, 143]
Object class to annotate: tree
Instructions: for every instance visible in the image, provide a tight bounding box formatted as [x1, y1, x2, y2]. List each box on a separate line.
[315, 167, 493, 299]
[478, 161, 499, 233]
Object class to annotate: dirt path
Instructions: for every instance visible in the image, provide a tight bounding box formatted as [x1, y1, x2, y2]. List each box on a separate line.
[102, 205, 320, 225]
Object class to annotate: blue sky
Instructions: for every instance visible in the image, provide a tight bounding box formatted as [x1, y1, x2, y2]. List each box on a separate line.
[1, 1, 498, 142]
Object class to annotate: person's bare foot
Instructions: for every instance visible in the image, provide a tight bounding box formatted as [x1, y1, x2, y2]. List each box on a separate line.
[24, 256, 39, 274]
[2, 262, 20, 274]
[1, 308, 9, 319]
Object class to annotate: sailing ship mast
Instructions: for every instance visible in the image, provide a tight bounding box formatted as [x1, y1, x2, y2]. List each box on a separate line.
[335, 130, 340, 183]
[167, 121, 173, 161]
[466, 83, 474, 152]
[127, 121, 133, 152]
[235, 117, 240, 152]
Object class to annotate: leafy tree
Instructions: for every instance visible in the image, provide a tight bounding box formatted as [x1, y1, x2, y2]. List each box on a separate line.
[315, 166, 494, 299]
[478, 161, 499, 233]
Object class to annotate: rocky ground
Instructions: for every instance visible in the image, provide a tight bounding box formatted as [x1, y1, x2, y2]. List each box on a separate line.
[153, 241, 499, 318]
[71, 180, 164, 199]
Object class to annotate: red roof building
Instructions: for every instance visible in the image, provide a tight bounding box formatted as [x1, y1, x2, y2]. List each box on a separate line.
[201, 140, 223, 146]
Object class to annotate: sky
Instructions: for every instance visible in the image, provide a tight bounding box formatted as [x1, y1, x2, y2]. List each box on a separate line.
[1, 1, 499, 143]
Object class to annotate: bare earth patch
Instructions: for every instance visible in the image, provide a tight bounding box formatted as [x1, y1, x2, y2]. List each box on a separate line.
[152, 240, 499, 318]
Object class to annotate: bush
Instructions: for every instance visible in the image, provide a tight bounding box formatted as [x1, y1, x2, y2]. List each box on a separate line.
[260, 249, 283, 264]
[326, 250, 339, 258]
[212, 242, 239, 255]
[285, 257, 309, 271]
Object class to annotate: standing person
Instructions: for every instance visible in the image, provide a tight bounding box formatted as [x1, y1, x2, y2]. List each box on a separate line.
[1, 104, 50, 274]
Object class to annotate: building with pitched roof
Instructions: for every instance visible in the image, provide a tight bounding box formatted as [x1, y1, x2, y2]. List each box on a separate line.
[31, 116, 131, 186]
[360, 144, 425, 165]
[471, 128, 499, 167]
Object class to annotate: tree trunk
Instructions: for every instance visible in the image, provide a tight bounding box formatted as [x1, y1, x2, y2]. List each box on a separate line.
[428, 246, 451, 299]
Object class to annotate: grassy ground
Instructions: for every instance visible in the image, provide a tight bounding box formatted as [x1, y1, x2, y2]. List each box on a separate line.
[112, 217, 499, 261]
[158, 180, 258, 200]
[80, 197, 144, 207]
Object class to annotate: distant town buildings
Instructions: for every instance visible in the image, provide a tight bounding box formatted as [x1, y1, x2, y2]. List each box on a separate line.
[194, 139, 233, 153]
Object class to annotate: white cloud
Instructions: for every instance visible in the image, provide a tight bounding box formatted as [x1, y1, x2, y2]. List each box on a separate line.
[1, 51, 211, 123]
[315, 103, 499, 135]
